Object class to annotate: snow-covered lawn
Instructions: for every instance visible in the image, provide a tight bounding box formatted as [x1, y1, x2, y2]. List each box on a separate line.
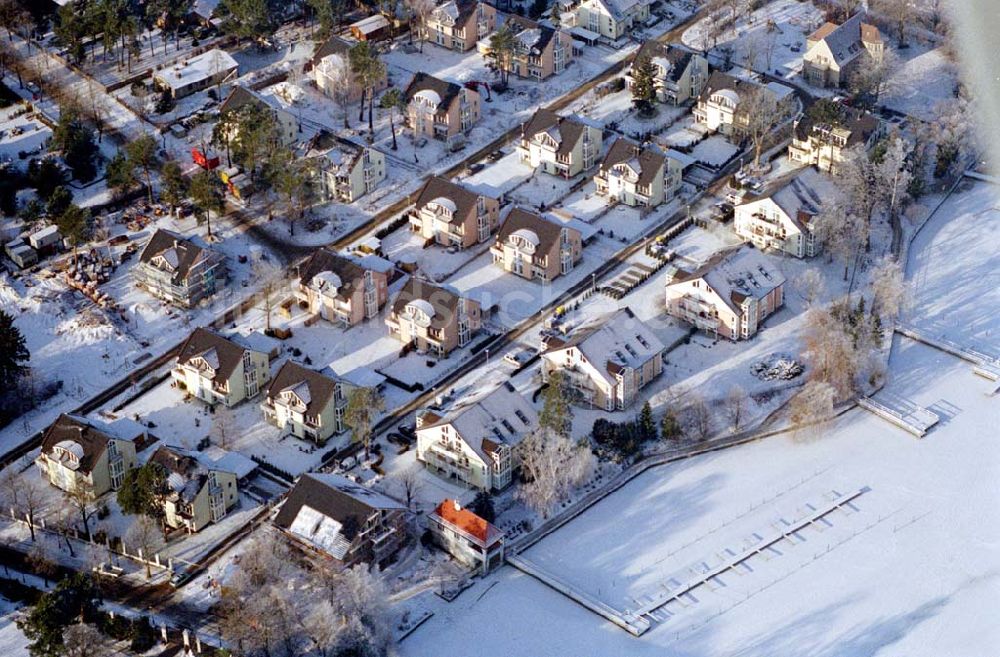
[658, 115, 709, 149]
[902, 180, 1000, 356]
[882, 46, 958, 121]
[0, 597, 29, 657]
[557, 183, 614, 222]
[379, 228, 483, 283]
[691, 135, 739, 168]
[508, 172, 584, 210]
[0, 104, 51, 163]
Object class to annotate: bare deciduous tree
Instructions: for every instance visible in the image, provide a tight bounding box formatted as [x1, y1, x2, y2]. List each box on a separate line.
[801, 306, 860, 398]
[685, 393, 712, 441]
[211, 402, 237, 449]
[19, 476, 44, 542]
[125, 514, 162, 578]
[63, 623, 113, 657]
[516, 427, 595, 519]
[725, 385, 746, 432]
[870, 256, 906, 320]
[814, 199, 866, 281]
[788, 380, 837, 441]
[26, 539, 58, 585]
[739, 85, 785, 169]
[404, 0, 436, 52]
[795, 267, 826, 307]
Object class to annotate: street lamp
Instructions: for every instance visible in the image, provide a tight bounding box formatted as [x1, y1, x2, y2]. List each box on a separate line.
[485, 348, 489, 366]
[591, 272, 596, 292]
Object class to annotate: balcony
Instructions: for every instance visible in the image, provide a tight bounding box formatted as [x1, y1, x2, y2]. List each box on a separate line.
[674, 301, 720, 330]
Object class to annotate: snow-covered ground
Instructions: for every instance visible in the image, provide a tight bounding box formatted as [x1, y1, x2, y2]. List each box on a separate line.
[396, 177, 1000, 657]
[881, 47, 959, 122]
[0, 597, 29, 657]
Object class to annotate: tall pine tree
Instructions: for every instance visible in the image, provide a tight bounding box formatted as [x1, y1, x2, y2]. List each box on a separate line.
[0, 310, 29, 389]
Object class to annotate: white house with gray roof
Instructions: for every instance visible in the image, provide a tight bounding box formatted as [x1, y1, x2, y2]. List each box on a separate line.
[802, 12, 884, 89]
[576, 0, 651, 41]
[541, 307, 664, 411]
[415, 382, 538, 491]
[665, 246, 785, 340]
[734, 175, 824, 258]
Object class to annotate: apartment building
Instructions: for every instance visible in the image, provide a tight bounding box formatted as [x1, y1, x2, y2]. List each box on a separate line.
[275, 473, 408, 568]
[219, 85, 298, 145]
[428, 499, 505, 574]
[576, 0, 652, 42]
[665, 246, 785, 340]
[294, 248, 393, 326]
[479, 15, 574, 80]
[788, 105, 881, 173]
[172, 328, 271, 407]
[626, 41, 709, 105]
[148, 445, 240, 533]
[693, 72, 794, 136]
[595, 137, 689, 207]
[491, 208, 583, 282]
[409, 176, 501, 249]
[541, 307, 664, 411]
[385, 277, 482, 356]
[261, 361, 351, 445]
[516, 108, 602, 178]
[405, 72, 481, 148]
[802, 12, 884, 89]
[35, 414, 142, 499]
[733, 175, 824, 258]
[317, 142, 386, 203]
[311, 35, 388, 102]
[133, 229, 226, 308]
[425, 0, 498, 51]
[415, 382, 538, 491]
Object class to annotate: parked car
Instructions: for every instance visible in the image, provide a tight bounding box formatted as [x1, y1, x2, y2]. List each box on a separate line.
[466, 162, 485, 175]
[387, 432, 408, 447]
[340, 456, 357, 470]
[398, 424, 416, 439]
[503, 348, 532, 367]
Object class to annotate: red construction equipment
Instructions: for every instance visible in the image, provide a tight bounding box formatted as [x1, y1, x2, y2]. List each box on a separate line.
[191, 148, 220, 170]
[463, 80, 492, 102]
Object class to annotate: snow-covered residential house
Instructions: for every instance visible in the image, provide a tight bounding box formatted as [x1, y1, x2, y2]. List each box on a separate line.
[415, 382, 538, 491]
[409, 176, 501, 249]
[490, 208, 583, 281]
[734, 176, 823, 258]
[693, 72, 794, 136]
[788, 106, 881, 173]
[148, 445, 240, 533]
[171, 327, 271, 407]
[665, 246, 785, 340]
[405, 73, 481, 148]
[594, 137, 689, 207]
[802, 12, 884, 89]
[428, 499, 505, 574]
[385, 277, 482, 356]
[576, 0, 651, 42]
[479, 15, 574, 80]
[219, 85, 298, 145]
[311, 138, 386, 203]
[261, 361, 352, 444]
[153, 49, 238, 99]
[541, 307, 664, 411]
[626, 42, 709, 105]
[294, 248, 393, 326]
[133, 229, 227, 308]
[35, 415, 143, 499]
[516, 108, 602, 178]
[274, 473, 408, 568]
[311, 35, 388, 102]
[425, 0, 498, 51]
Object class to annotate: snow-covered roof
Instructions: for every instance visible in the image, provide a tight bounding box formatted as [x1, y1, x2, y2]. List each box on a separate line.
[671, 246, 786, 315]
[429, 196, 457, 212]
[154, 49, 238, 92]
[201, 446, 258, 479]
[510, 228, 540, 248]
[339, 366, 387, 389]
[288, 504, 352, 559]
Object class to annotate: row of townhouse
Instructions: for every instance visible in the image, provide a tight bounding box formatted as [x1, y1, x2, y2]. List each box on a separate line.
[34, 414, 253, 532]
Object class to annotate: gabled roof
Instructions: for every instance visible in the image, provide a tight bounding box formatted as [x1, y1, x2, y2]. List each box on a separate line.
[748, 175, 824, 233]
[414, 177, 487, 224]
[544, 307, 664, 386]
[504, 15, 557, 54]
[391, 277, 466, 330]
[405, 72, 464, 110]
[633, 41, 694, 83]
[599, 137, 668, 187]
[432, 499, 503, 547]
[138, 229, 219, 285]
[418, 382, 537, 463]
[298, 248, 369, 301]
[274, 473, 405, 559]
[311, 34, 353, 65]
[149, 444, 208, 503]
[585, 0, 648, 22]
[177, 327, 250, 382]
[40, 414, 142, 475]
[698, 71, 762, 104]
[431, 0, 480, 25]
[794, 103, 879, 146]
[495, 207, 577, 255]
[669, 246, 785, 315]
[520, 109, 590, 157]
[806, 12, 881, 68]
[265, 361, 339, 418]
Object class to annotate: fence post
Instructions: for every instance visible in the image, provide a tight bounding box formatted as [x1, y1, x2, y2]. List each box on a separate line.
[195, 635, 203, 654]
[160, 625, 168, 643]
[182, 628, 190, 650]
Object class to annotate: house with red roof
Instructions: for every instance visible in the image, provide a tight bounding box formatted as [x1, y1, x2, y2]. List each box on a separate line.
[428, 499, 505, 574]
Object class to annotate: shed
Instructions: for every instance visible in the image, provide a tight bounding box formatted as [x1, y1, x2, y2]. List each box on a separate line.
[5, 240, 38, 269]
[28, 225, 62, 253]
[349, 14, 392, 41]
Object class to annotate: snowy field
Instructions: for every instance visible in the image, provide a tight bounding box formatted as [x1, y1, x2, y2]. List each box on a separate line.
[398, 180, 1000, 657]
[881, 47, 959, 122]
[902, 180, 1000, 357]
[0, 598, 28, 657]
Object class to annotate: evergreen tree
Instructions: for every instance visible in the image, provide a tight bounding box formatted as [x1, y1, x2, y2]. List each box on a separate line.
[379, 87, 406, 150]
[528, 0, 547, 19]
[154, 88, 174, 114]
[19, 573, 101, 657]
[0, 310, 29, 389]
[485, 25, 518, 87]
[470, 491, 496, 522]
[660, 409, 682, 441]
[45, 185, 73, 218]
[539, 370, 572, 436]
[56, 204, 90, 261]
[125, 134, 159, 204]
[639, 401, 656, 441]
[116, 462, 168, 521]
[159, 160, 188, 213]
[104, 151, 136, 200]
[52, 108, 97, 182]
[630, 56, 657, 115]
[189, 169, 225, 237]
